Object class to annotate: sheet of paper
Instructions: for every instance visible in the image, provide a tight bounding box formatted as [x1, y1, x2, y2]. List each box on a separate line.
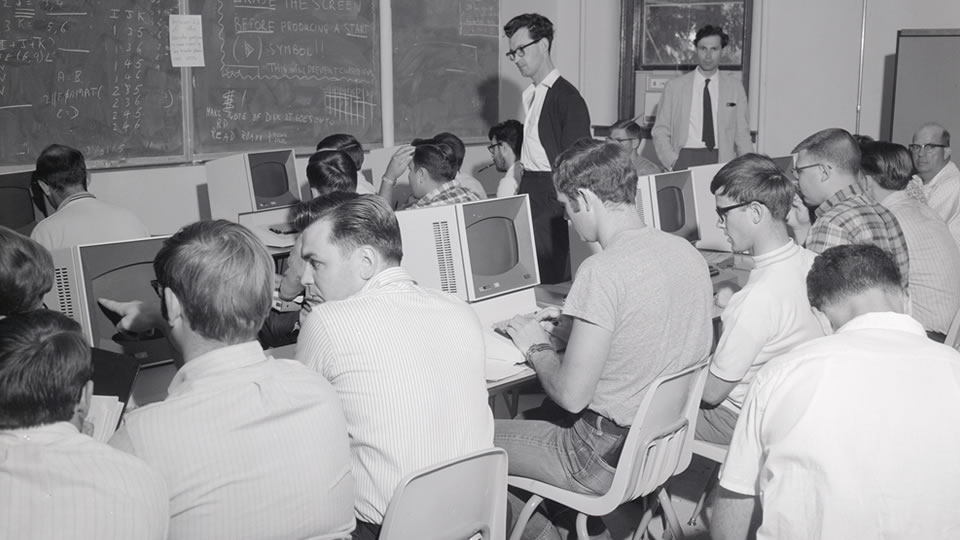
[169, 15, 204, 67]
[86, 395, 123, 442]
[485, 359, 528, 382]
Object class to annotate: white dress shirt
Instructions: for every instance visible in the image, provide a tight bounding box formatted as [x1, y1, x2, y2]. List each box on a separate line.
[30, 191, 150, 251]
[720, 312, 960, 540]
[521, 69, 561, 172]
[684, 68, 720, 149]
[111, 342, 355, 539]
[297, 266, 495, 524]
[496, 162, 521, 198]
[1, 421, 168, 540]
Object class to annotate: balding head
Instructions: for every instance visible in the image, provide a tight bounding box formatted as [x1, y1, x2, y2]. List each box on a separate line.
[911, 123, 952, 183]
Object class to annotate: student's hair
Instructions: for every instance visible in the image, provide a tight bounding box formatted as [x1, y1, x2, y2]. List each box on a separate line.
[553, 138, 637, 212]
[297, 193, 403, 265]
[0, 310, 93, 430]
[852, 134, 875, 149]
[710, 153, 796, 221]
[411, 141, 457, 183]
[792, 128, 861, 176]
[504, 13, 554, 50]
[0, 226, 53, 316]
[153, 220, 273, 344]
[860, 142, 913, 191]
[317, 133, 364, 169]
[806, 244, 902, 310]
[694, 25, 729, 48]
[294, 190, 359, 232]
[432, 132, 466, 170]
[610, 119, 643, 140]
[306, 150, 358, 196]
[35, 144, 87, 193]
[489, 120, 523, 157]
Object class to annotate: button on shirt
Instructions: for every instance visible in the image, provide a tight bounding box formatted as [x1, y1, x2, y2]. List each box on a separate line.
[1, 421, 168, 540]
[685, 69, 719, 149]
[297, 266, 494, 524]
[521, 69, 561, 172]
[30, 191, 150, 251]
[720, 312, 960, 540]
[110, 342, 355, 539]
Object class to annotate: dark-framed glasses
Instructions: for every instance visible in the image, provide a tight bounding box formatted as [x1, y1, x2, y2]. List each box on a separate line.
[150, 279, 163, 298]
[487, 142, 501, 153]
[908, 143, 947, 155]
[791, 162, 822, 176]
[506, 38, 542, 61]
[715, 201, 753, 223]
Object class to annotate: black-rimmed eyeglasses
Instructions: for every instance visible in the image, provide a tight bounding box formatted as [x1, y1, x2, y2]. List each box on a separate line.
[715, 201, 753, 223]
[150, 279, 163, 298]
[506, 38, 542, 61]
[908, 143, 947, 155]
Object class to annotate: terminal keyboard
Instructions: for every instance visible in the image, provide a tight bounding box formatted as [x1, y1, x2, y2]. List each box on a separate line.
[267, 222, 297, 235]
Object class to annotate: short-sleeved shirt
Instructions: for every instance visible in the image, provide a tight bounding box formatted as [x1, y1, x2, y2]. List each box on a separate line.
[880, 190, 960, 334]
[712, 241, 825, 413]
[404, 181, 480, 210]
[806, 184, 909, 288]
[563, 227, 713, 426]
[31, 192, 150, 251]
[720, 312, 960, 540]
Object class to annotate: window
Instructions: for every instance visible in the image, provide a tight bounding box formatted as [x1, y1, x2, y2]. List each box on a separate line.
[638, 0, 750, 70]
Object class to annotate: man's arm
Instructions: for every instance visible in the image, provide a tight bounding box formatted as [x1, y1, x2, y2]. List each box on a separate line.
[558, 91, 591, 152]
[731, 77, 753, 157]
[377, 146, 415, 204]
[711, 488, 761, 540]
[652, 81, 680, 170]
[803, 219, 851, 254]
[702, 373, 740, 407]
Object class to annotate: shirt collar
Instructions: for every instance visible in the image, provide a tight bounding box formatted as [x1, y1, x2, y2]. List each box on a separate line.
[835, 312, 925, 337]
[0, 421, 79, 443]
[929, 161, 960, 187]
[57, 191, 96, 209]
[752, 239, 800, 268]
[168, 341, 266, 396]
[815, 183, 866, 218]
[360, 266, 414, 292]
[526, 69, 560, 93]
[695, 68, 718, 84]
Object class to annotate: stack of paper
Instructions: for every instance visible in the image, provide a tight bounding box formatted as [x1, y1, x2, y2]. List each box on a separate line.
[84, 395, 124, 442]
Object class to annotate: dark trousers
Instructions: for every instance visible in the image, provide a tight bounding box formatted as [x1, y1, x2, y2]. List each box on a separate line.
[675, 147, 719, 170]
[518, 170, 570, 285]
[352, 520, 381, 540]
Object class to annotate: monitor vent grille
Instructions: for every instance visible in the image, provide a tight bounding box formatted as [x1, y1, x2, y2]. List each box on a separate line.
[53, 267, 75, 319]
[432, 221, 457, 294]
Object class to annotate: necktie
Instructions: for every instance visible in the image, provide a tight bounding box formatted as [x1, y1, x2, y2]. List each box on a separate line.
[703, 79, 715, 150]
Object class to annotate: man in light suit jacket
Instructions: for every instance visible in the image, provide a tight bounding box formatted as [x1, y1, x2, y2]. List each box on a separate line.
[652, 25, 753, 170]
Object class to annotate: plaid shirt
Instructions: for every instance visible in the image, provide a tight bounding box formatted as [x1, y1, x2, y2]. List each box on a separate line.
[404, 181, 480, 210]
[807, 184, 910, 288]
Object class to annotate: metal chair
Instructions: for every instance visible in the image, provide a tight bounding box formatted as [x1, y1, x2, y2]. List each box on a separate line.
[508, 361, 710, 540]
[379, 448, 508, 540]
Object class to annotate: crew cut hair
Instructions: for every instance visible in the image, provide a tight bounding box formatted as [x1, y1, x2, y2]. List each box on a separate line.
[35, 144, 87, 193]
[860, 142, 914, 191]
[504, 13, 554, 50]
[553, 138, 637, 212]
[298, 193, 403, 264]
[153, 220, 273, 344]
[792, 128, 861, 176]
[0, 226, 54, 316]
[317, 133, 364, 169]
[0, 310, 93, 429]
[306, 150, 358, 196]
[807, 244, 902, 310]
[489, 120, 524, 156]
[710, 153, 797, 220]
[694, 25, 729, 48]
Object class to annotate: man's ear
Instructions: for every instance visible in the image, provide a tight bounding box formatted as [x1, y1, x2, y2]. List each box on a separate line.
[37, 180, 51, 197]
[578, 188, 601, 212]
[164, 287, 184, 329]
[356, 246, 379, 280]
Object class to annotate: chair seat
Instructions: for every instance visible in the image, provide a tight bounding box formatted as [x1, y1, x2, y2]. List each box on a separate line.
[508, 475, 618, 517]
[690, 439, 728, 463]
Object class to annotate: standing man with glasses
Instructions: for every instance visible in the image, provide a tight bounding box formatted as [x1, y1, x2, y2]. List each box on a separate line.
[652, 25, 753, 171]
[504, 13, 591, 284]
[908, 123, 960, 247]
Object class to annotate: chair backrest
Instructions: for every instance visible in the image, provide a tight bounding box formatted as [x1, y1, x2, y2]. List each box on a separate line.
[605, 360, 709, 504]
[379, 448, 508, 540]
[946, 306, 960, 350]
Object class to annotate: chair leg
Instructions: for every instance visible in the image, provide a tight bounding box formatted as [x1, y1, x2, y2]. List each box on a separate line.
[687, 462, 720, 526]
[508, 494, 545, 540]
[658, 488, 686, 540]
[575, 512, 590, 539]
[634, 493, 660, 540]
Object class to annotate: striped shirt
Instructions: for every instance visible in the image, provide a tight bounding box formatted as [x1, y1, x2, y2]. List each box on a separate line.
[806, 184, 910, 288]
[297, 266, 494, 524]
[110, 342, 355, 539]
[912, 161, 960, 248]
[1, 421, 168, 540]
[879, 190, 960, 334]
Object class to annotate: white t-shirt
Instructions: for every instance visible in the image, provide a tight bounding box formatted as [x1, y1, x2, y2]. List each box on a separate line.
[712, 241, 825, 412]
[720, 312, 960, 540]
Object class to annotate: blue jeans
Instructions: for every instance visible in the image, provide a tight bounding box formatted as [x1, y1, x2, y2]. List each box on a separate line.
[496, 403, 624, 540]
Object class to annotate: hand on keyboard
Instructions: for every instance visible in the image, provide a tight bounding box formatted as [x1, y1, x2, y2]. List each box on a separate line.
[491, 308, 569, 355]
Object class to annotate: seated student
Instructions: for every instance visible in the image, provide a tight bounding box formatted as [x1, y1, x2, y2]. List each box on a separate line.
[434, 131, 488, 200]
[608, 119, 663, 177]
[495, 140, 713, 538]
[0, 310, 168, 539]
[107, 220, 355, 539]
[30, 144, 149, 251]
[0, 226, 54, 316]
[401, 141, 480, 209]
[294, 193, 493, 539]
[489, 119, 524, 198]
[860, 141, 960, 341]
[698, 154, 825, 444]
[712, 245, 960, 540]
[909, 123, 960, 246]
[788, 128, 910, 288]
[317, 133, 376, 194]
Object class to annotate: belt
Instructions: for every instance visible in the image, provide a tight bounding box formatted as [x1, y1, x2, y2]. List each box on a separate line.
[522, 170, 552, 178]
[580, 409, 629, 466]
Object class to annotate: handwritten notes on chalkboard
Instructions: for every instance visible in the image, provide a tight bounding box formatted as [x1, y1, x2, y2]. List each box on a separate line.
[392, 0, 499, 142]
[0, 0, 183, 166]
[190, 0, 381, 155]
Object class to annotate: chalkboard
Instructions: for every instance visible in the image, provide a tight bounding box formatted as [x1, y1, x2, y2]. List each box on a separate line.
[392, 0, 500, 143]
[0, 0, 183, 167]
[190, 0, 382, 155]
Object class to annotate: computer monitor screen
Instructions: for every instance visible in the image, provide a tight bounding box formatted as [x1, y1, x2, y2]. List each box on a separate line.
[653, 170, 700, 243]
[79, 238, 174, 367]
[467, 217, 520, 276]
[0, 170, 45, 234]
[461, 196, 538, 300]
[249, 150, 298, 209]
